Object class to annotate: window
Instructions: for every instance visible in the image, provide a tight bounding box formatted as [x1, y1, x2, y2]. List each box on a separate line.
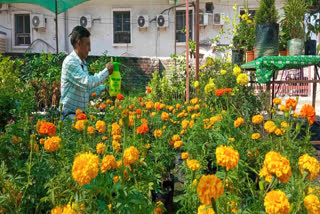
[113, 11, 131, 44]
[240, 9, 256, 19]
[176, 10, 193, 43]
[15, 14, 31, 46]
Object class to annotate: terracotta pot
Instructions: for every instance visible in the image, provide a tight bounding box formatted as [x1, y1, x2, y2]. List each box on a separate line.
[246, 50, 254, 63]
[279, 50, 287, 56]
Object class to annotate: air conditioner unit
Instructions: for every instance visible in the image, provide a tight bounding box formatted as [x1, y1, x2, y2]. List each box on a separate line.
[199, 13, 209, 26]
[0, 3, 9, 11]
[31, 14, 46, 29]
[157, 14, 168, 28]
[80, 15, 92, 29]
[137, 15, 149, 28]
[213, 13, 224, 25]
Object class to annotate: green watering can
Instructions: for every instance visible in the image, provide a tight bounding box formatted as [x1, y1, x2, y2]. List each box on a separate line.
[109, 56, 121, 97]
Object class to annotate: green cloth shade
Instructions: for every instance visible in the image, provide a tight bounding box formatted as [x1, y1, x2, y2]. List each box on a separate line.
[0, 0, 88, 14]
[241, 56, 320, 83]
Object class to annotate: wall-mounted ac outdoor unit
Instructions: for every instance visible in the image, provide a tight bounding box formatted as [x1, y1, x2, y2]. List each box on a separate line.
[157, 14, 168, 28]
[80, 15, 92, 29]
[199, 13, 209, 26]
[137, 15, 149, 28]
[31, 14, 46, 29]
[213, 13, 224, 25]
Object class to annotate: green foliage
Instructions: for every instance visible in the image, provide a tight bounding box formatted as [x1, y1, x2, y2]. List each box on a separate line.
[282, 0, 310, 39]
[279, 20, 291, 51]
[255, 0, 279, 25]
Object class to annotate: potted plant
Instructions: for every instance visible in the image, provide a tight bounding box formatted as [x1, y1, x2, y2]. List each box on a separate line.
[254, 0, 279, 59]
[305, 2, 320, 55]
[282, 0, 309, 56]
[279, 20, 290, 56]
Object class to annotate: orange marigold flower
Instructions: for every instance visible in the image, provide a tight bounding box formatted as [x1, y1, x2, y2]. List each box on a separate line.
[146, 87, 152, 93]
[123, 146, 140, 165]
[233, 117, 244, 128]
[304, 194, 320, 214]
[216, 145, 239, 171]
[224, 88, 232, 95]
[300, 104, 316, 125]
[91, 92, 96, 96]
[197, 204, 215, 214]
[190, 97, 198, 105]
[11, 136, 22, 145]
[161, 112, 169, 121]
[117, 94, 124, 100]
[96, 143, 105, 154]
[39, 138, 45, 145]
[138, 97, 143, 102]
[112, 140, 121, 152]
[113, 135, 122, 142]
[75, 120, 86, 131]
[187, 159, 200, 171]
[181, 152, 189, 160]
[174, 140, 183, 148]
[154, 201, 164, 214]
[136, 123, 149, 135]
[95, 120, 106, 133]
[298, 154, 320, 180]
[44, 136, 60, 152]
[215, 89, 224, 96]
[39, 122, 56, 136]
[252, 133, 261, 140]
[187, 106, 195, 113]
[100, 155, 117, 173]
[285, 98, 297, 111]
[197, 174, 224, 205]
[264, 190, 290, 214]
[87, 126, 95, 135]
[72, 152, 99, 186]
[176, 103, 181, 111]
[111, 123, 121, 136]
[75, 109, 83, 116]
[135, 108, 142, 114]
[146, 101, 155, 110]
[154, 129, 163, 138]
[272, 98, 282, 105]
[264, 121, 277, 134]
[77, 113, 87, 120]
[252, 115, 264, 124]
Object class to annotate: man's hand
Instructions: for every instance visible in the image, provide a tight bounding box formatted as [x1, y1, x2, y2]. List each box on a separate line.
[106, 62, 114, 75]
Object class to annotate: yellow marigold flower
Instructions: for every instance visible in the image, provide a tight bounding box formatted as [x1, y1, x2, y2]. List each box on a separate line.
[123, 146, 140, 165]
[191, 97, 198, 105]
[308, 187, 320, 195]
[274, 128, 282, 136]
[304, 194, 320, 214]
[181, 120, 190, 129]
[252, 115, 264, 124]
[102, 136, 108, 140]
[181, 152, 189, 160]
[154, 129, 163, 138]
[252, 133, 261, 140]
[39, 138, 45, 145]
[95, 120, 106, 134]
[112, 141, 121, 152]
[281, 121, 288, 128]
[228, 138, 235, 143]
[197, 174, 224, 205]
[72, 152, 99, 186]
[189, 120, 195, 128]
[161, 112, 169, 121]
[187, 106, 195, 113]
[204, 78, 215, 94]
[233, 65, 241, 76]
[236, 73, 249, 85]
[113, 135, 122, 142]
[75, 120, 86, 131]
[96, 143, 105, 155]
[259, 165, 273, 183]
[176, 103, 181, 111]
[234, 117, 244, 128]
[110, 106, 115, 110]
[111, 123, 121, 136]
[197, 204, 215, 214]
[75, 109, 83, 116]
[216, 145, 239, 171]
[273, 98, 282, 105]
[194, 81, 199, 88]
[100, 155, 117, 173]
[87, 126, 95, 135]
[263, 151, 292, 183]
[293, 113, 300, 118]
[174, 140, 183, 148]
[44, 136, 60, 152]
[194, 104, 200, 111]
[108, 204, 112, 211]
[51, 206, 64, 214]
[264, 190, 290, 214]
[220, 69, 227, 75]
[145, 144, 150, 149]
[246, 19, 252, 24]
[187, 159, 200, 171]
[146, 101, 155, 110]
[280, 105, 289, 112]
[264, 121, 277, 134]
[298, 154, 320, 180]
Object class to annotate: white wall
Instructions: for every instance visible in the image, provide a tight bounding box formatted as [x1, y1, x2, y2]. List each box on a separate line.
[0, 0, 284, 57]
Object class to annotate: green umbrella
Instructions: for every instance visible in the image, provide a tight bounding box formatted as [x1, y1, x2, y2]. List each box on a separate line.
[0, 0, 89, 53]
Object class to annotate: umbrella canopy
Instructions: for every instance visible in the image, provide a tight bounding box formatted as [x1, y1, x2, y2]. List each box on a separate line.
[0, 0, 88, 14]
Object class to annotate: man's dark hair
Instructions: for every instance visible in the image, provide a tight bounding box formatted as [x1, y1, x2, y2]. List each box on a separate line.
[70, 26, 91, 48]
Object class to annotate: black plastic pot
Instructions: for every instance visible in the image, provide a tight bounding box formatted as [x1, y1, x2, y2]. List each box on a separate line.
[305, 40, 317, 55]
[255, 23, 279, 59]
[232, 49, 244, 66]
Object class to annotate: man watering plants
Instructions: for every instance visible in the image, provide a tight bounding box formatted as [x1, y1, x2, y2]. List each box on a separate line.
[60, 26, 114, 121]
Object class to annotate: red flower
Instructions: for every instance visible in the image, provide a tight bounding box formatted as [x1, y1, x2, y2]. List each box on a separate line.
[284, 21, 288, 24]
[117, 94, 124, 100]
[135, 109, 142, 114]
[215, 89, 225, 97]
[77, 113, 88, 120]
[136, 123, 149, 135]
[285, 98, 297, 111]
[224, 88, 232, 94]
[146, 88, 152, 93]
[91, 92, 96, 96]
[39, 122, 56, 136]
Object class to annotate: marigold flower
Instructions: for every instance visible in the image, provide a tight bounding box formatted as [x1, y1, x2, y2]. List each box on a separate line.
[11, 136, 22, 144]
[44, 136, 60, 152]
[174, 140, 183, 148]
[298, 154, 320, 180]
[234, 117, 244, 128]
[194, 81, 199, 88]
[285, 98, 297, 111]
[197, 174, 224, 205]
[259, 165, 273, 183]
[113, 135, 122, 142]
[224, 88, 232, 94]
[264, 121, 277, 134]
[204, 79, 215, 94]
[233, 65, 241, 76]
[252, 115, 264, 124]
[39, 122, 56, 136]
[117, 94, 124, 100]
[154, 201, 164, 214]
[75, 109, 83, 116]
[227, 201, 238, 213]
[72, 152, 99, 186]
[91, 92, 96, 97]
[161, 112, 169, 121]
[102, 136, 108, 141]
[123, 146, 140, 165]
[236, 73, 249, 85]
[100, 155, 117, 173]
[95, 120, 106, 133]
[252, 133, 261, 140]
[111, 123, 121, 136]
[136, 123, 149, 135]
[87, 126, 95, 135]
[187, 106, 195, 113]
[216, 145, 239, 171]
[77, 113, 87, 120]
[300, 104, 316, 125]
[112, 140, 121, 152]
[154, 129, 163, 138]
[145, 144, 150, 149]
[197, 205, 215, 214]
[215, 89, 224, 96]
[187, 159, 200, 171]
[304, 194, 320, 214]
[272, 98, 282, 105]
[146, 87, 152, 93]
[264, 190, 290, 214]
[96, 143, 105, 155]
[181, 152, 189, 160]
[39, 138, 45, 145]
[220, 69, 227, 75]
[279, 105, 289, 112]
[75, 120, 86, 131]
[228, 138, 235, 143]
[51, 206, 64, 214]
[190, 97, 198, 105]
